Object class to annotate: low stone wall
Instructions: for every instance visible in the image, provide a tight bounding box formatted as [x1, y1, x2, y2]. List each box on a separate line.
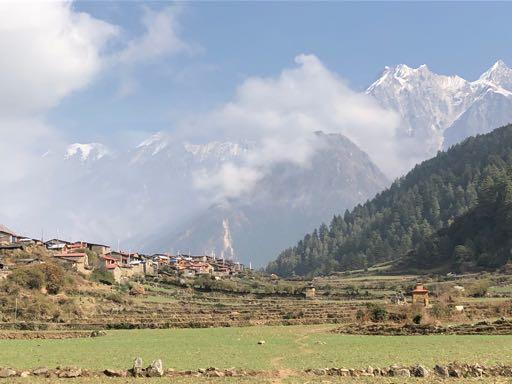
[0, 330, 106, 340]
[333, 317, 512, 336]
[1, 361, 512, 379]
[305, 363, 512, 378]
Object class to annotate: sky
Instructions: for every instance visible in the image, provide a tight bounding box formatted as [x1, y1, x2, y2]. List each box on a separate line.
[48, 1, 512, 146]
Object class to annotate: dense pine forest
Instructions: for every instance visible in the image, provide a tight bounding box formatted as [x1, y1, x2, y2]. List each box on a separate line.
[267, 124, 512, 277]
[410, 165, 512, 271]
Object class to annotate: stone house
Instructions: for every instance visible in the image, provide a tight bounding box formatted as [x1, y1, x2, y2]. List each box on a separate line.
[100, 254, 118, 270]
[54, 252, 90, 275]
[87, 243, 111, 255]
[65, 242, 88, 252]
[109, 251, 140, 266]
[45, 239, 71, 251]
[0, 224, 18, 244]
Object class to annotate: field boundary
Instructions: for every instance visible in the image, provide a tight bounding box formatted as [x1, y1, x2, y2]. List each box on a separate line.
[0, 362, 511, 379]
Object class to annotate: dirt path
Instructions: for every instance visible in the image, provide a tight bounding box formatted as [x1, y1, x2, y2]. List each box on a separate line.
[269, 325, 332, 383]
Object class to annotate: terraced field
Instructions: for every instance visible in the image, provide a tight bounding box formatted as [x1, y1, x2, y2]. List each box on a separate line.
[11, 296, 365, 330]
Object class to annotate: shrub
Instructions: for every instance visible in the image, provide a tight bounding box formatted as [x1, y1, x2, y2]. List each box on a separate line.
[41, 263, 66, 294]
[9, 266, 45, 290]
[367, 304, 388, 322]
[129, 283, 145, 296]
[466, 279, 491, 297]
[106, 292, 125, 304]
[90, 269, 115, 285]
[430, 302, 452, 319]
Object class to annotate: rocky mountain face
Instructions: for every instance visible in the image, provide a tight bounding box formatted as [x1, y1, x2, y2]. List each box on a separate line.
[367, 60, 512, 159]
[144, 132, 389, 264]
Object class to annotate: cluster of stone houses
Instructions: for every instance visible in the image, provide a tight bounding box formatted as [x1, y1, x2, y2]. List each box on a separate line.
[153, 253, 245, 278]
[0, 224, 248, 283]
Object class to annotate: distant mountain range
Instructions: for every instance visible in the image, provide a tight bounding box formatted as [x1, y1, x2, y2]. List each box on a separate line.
[142, 132, 389, 263]
[22, 60, 512, 268]
[58, 131, 388, 265]
[367, 60, 512, 160]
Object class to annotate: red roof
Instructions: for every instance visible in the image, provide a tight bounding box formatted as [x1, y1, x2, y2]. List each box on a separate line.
[66, 243, 86, 249]
[412, 283, 428, 293]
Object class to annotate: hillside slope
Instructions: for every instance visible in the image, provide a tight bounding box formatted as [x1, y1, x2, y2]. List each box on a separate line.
[409, 166, 512, 271]
[267, 124, 512, 277]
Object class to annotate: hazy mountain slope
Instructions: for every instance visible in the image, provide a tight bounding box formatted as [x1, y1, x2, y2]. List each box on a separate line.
[267, 124, 512, 277]
[143, 132, 389, 265]
[443, 87, 512, 149]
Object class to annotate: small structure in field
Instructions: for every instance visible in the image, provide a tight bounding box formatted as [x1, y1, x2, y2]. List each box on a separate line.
[304, 283, 316, 299]
[411, 282, 430, 307]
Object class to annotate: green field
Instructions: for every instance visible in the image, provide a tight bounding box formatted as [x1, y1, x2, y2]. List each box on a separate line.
[1, 325, 512, 372]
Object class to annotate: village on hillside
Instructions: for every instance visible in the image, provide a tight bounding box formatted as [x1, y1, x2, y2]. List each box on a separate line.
[0, 224, 249, 284]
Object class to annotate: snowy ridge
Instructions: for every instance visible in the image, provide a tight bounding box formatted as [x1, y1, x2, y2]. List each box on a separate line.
[367, 60, 512, 155]
[184, 141, 252, 162]
[65, 143, 109, 162]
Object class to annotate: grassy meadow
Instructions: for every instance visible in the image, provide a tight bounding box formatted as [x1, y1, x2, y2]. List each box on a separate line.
[1, 325, 512, 371]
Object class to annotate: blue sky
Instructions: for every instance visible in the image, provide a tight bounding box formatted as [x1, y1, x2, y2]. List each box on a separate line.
[49, 1, 512, 145]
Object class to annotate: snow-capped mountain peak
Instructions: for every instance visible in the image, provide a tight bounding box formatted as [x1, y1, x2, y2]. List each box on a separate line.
[367, 59, 512, 157]
[136, 132, 170, 154]
[65, 143, 109, 162]
[477, 59, 512, 90]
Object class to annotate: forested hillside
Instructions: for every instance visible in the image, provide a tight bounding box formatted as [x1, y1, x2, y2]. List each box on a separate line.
[410, 166, 512, 271]
[267, 124, 512, 277]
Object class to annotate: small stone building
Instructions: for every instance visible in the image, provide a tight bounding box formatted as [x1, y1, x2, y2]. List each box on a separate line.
[304, 284, 316, 299]
[411, 283, 429, 307]
[54, 252, 90, 275]
[87, 243, 111, 255]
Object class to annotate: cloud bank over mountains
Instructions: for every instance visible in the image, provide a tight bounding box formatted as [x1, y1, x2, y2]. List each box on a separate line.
[187, 54, 400, 199]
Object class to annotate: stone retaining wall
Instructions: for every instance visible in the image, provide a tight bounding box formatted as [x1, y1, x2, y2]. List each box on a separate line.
[1, 360, 511, 379]
[0, 330, 106, 340]
[333, 318, 512, 336]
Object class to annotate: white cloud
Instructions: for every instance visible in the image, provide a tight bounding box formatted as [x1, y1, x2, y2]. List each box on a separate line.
[117, 5, 191, 65]
[194, 163, 263, 199]
[190, 54, 401, 199]
[0, 1, 118, 117]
